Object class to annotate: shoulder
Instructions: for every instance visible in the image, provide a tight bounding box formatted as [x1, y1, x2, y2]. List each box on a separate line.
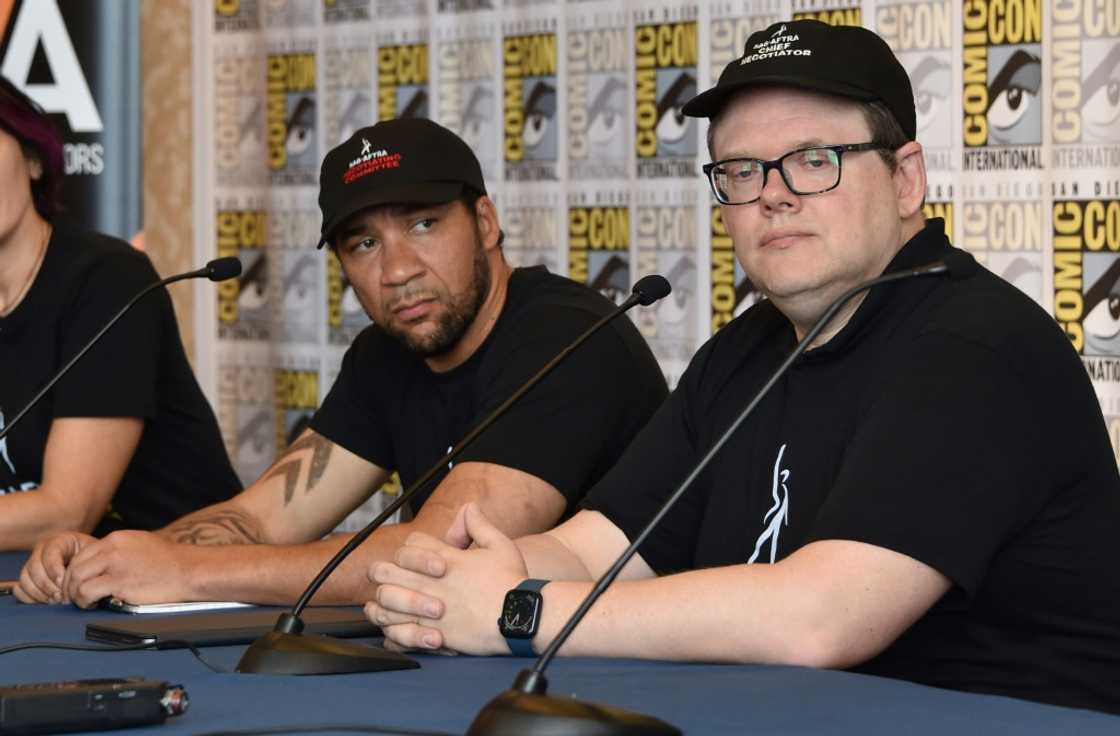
[913, 249, 1072, 361]
[503, 266, 618, 325]
[675, 298, 789, 404]
[51, 223, 159, 289]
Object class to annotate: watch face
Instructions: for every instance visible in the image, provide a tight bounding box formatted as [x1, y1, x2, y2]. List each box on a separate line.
[500, 590, 541, 638]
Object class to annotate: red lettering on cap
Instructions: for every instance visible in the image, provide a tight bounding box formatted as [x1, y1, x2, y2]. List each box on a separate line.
[343, 152, 403, 183]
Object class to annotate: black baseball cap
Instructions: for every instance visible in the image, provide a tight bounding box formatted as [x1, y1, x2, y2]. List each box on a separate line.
[317, 118, 486, 248]
[681, 19, 916, 140]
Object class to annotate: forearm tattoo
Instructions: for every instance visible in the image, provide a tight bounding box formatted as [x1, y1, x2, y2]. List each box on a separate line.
[261, 433, 334, 506]
[166, 509, 264, 545]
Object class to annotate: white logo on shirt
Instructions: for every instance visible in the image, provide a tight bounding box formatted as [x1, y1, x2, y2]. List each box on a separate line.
[447, 444, 454, 471]
[748, 443, 790, 564]
[0, 408, 15, 474]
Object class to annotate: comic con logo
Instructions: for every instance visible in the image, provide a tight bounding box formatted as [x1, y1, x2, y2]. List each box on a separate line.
[267, 52, 317, 184]
[1054, 199, 1120, 354]
[275, 369, 319, 452]
[962, 0, 1043, 148]
[877, 1, 953, 155]
[218, 364, 274, 486]
[635, 22, 698, 178]
[503, 32, 558, 181]
[324, 46, 371, 147]
[215, 52, 265, 185]
[217, 209, 270, 340]
[379, 43, 429, 121]
[711, 205, 761, 333]
[636, 202, 697, 352]
[438, 39, 497, 179]
[568, 27, 628, 180]
[961, 200, 1044, 300]
[326, 250, 370, 346]
[1051, 0, 1120, 145]
[569, 206, 630, 306]
[791, 5, 862, 26]
[215, 0, 259, 32]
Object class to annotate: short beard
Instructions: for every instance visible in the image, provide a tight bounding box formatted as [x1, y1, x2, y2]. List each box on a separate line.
[386, 236, 491, 358]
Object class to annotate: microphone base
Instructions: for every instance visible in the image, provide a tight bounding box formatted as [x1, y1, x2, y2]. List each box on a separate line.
[235, 630, 420, 675]
[466, 689, 681, 736]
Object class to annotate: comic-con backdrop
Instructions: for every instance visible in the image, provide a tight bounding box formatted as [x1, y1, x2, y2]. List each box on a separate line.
[193, 0, 1118, 528]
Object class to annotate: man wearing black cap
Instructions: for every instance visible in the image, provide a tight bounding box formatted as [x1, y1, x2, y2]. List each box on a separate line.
[367, 21, 1120, 714]
[17, 119, 667, 608]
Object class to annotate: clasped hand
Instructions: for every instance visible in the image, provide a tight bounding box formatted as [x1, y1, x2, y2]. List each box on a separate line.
[366, 502, 525, 656]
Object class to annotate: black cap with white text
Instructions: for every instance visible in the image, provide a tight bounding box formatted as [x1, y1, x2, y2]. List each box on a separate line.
[316, 118, 486, 248]
[681, 19, 916, 140]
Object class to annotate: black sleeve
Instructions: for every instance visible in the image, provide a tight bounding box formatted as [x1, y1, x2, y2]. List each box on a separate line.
[580, 339, 714, 574]
[808, 330, 1049, 597]
[456, 303, 665, 506]
[51, 249, 165, 420]
[309, 330, 397, 471]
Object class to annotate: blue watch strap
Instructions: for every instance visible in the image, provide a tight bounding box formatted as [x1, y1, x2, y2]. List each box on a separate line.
[503, 578, 548, 657]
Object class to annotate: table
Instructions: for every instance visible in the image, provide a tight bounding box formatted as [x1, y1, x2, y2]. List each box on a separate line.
[1, 552, 1117, 735]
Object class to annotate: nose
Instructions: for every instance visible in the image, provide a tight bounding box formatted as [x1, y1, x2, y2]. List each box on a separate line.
[379, 236, 425, 287]
[758, 165, 799, 213]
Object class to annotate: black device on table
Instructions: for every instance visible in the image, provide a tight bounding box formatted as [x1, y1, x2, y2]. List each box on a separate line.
[0, 678, 187, 735]
[85, 606, 377, 649]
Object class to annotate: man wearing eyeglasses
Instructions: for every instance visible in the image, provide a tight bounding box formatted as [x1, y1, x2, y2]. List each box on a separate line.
[366, 20, 1120, 714]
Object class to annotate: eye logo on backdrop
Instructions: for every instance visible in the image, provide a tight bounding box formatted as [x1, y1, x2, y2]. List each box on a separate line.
[379, 42, 429, 121]
[711, 205, 761, 334]
[323, 43, 372, 147]
[218, 363, 275, 486]
[438, 35, 498, 183]
[961, 0, 1043, 170]
[876, 0, 953, 168]
[635, 18, 698, 178]
[568, 19, 628, 181]
[1051, 0, 1120, 156]
[326, 251, 371, 346]
[569, 199, 631, 306]
[217, 207, 270, 341]
[1054, 199, 1120, 356]
[266, 50, 318, 185]
[503, 29, 559, 181]
[274, 368, 319, 452]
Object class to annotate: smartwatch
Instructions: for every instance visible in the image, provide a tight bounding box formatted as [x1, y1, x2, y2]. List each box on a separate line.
[498, 578, 548, 656]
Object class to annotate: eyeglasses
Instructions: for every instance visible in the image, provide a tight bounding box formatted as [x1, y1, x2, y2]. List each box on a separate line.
[702, 143, 887, 205]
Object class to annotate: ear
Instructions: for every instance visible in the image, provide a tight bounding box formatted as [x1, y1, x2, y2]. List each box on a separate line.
[892, 141, 926, 220]
[474, 195, 501, 251]
[27, 155, 43, 182]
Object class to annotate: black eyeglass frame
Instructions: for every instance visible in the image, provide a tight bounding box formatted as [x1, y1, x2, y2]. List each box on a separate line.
[702, 142, 888, 205]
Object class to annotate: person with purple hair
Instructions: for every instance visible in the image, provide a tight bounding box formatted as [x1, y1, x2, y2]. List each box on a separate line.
[0, 76, 240, 566]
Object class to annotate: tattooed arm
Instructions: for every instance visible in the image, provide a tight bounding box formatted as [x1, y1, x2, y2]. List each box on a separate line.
[27, 429, 389, 607]
[40, 428, 569, 608]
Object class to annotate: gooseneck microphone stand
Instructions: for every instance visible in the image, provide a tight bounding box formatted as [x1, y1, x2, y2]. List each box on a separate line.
[466, 261, 950, 736]
[0, 257, 243, 444]
[236, 275, 673, 675]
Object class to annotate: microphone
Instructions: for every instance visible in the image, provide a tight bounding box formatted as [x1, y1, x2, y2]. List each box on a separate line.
[467, 261, 951, 736]
[236, 274, 673, 675]
[0, 258, 242, 444]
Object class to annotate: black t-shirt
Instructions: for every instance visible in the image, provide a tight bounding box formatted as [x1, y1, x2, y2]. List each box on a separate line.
[585, 219, 1120, 714]
[0, 223, 241, 534]
[311, 265, 667, 513]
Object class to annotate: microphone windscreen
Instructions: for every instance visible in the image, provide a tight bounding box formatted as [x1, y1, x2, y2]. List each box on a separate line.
[207, 257, 243, 282]
[632, 274, 672, 306]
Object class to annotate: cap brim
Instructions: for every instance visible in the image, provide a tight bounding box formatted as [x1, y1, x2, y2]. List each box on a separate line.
[317, 181, 465, 248]
[681, 75, 879, 118]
